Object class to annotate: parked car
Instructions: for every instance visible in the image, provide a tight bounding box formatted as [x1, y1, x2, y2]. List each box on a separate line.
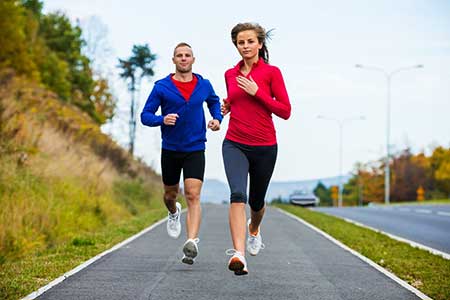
[289, 190, 320, 206]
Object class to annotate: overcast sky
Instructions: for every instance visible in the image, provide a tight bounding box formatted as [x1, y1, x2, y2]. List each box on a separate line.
[44, 0, 450, 183]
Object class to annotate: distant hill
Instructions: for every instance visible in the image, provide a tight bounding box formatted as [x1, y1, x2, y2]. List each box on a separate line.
[199, 179, 230, 204]
[200, 175, 351, 204]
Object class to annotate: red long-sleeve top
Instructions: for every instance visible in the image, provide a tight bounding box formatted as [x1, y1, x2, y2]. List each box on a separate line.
[225, 58, 291, 146]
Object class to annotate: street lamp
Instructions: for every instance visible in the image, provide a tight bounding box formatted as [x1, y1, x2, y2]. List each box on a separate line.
[317, 115, 366, 207]
[355, 64, 423, 205]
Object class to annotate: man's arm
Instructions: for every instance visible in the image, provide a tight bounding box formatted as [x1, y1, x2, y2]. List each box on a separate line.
[205, 81, 223, 124]
[140, 86, 164, 127]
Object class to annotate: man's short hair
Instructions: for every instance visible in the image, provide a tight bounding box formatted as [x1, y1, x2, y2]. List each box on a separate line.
[173, 42, 192, 56]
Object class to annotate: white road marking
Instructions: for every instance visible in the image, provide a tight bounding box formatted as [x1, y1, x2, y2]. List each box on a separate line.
[21, 209, 185, 300]
[415, 209, 432, 214]
[437, 211, 450, 217]
[397, 208, 411, 212]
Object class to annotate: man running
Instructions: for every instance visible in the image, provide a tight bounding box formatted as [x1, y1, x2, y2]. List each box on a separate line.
[141, 42, 222, 264]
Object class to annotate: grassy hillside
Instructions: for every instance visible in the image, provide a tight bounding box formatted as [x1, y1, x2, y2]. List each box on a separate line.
[0, 69, 166, 299]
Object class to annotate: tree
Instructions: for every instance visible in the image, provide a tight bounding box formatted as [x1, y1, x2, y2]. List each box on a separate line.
[313, 182, 332, 206]
[430, 146, 450, 197]
[270, 196, 283, 204]
[118, 44, 156, 155]
[0, 1, 116, 125]
[0, 0, 38, 77]
[81, 15, 113, 77]
[90, 77, 116, 124]
[21, 0, 43, 17]
[80, 16, 116, 124]
[343, 174, 362, 206]
[390, 148, 431, 201]
[39, 12, 95, 107]
[356, 161, 384, 203]
[117, 58, 136, 153]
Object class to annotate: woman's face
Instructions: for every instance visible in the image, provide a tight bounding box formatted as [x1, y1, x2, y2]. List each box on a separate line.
[236, 30, 262, 60]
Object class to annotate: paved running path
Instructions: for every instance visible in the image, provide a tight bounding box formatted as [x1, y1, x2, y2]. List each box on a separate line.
[36, 204, 421, 300]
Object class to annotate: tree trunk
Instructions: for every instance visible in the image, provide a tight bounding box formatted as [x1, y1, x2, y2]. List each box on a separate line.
[128, 78, 136, 155]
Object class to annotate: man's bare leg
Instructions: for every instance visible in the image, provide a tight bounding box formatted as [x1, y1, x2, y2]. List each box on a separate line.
[164, 184, 179, 214]
[183, 178, 202, 239]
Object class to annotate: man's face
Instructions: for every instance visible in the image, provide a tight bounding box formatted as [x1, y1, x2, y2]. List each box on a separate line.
[172, 46, 195, 73]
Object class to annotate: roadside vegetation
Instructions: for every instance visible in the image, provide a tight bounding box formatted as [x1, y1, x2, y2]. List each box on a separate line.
[0, 0, 115, 124]
[0, 71, 166, 300]
[313, 146, 450, 207]
[0, 141, 167, 300]
[274, 204, 450, 300]
[0, 2, 164, 299]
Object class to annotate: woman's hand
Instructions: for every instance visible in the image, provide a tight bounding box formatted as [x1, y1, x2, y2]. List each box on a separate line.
[221, 99, 230, 115]
[236, 75, 258, 96]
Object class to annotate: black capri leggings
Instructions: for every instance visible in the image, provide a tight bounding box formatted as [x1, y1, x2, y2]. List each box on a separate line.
[222, 139, 277, 212]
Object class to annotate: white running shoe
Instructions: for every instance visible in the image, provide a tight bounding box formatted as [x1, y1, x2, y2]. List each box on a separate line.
[167, 202, 181, 239]
[182, 238, 200, 265]
[226, 249, 248, 275]
[247, 219, 265, 256]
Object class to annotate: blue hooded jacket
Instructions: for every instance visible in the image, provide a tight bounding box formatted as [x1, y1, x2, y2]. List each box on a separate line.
[141, 73, 223, 152]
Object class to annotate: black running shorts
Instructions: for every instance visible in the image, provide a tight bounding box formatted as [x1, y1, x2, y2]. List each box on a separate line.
[161, 149, 205, 186]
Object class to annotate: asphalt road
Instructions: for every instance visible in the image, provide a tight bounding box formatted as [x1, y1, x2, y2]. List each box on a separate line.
[314, 204, 450, 254]
[35, 204, 421, 300]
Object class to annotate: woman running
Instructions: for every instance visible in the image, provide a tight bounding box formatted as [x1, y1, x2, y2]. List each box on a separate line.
[221, 22, 291, 275]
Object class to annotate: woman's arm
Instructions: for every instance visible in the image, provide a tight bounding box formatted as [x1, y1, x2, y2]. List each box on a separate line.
[253, 67, 291, 120]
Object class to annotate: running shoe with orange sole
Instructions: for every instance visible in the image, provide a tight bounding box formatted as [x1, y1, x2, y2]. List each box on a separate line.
[226, 250, 248, 275]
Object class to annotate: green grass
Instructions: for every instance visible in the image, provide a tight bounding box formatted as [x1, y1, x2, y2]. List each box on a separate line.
[0, 161, 158, 259]
[0, 71, 167, 300]
[0, 208, 167, 300]
[0, 158, 167, 300]
[274, 204, 450, 300]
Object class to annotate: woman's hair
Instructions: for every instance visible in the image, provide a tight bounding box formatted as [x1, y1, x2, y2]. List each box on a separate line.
[231, 22, 271, 63]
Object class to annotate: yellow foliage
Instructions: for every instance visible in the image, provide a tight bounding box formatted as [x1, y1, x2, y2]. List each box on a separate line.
[435, 162, 450, 181]
[0, 1, 39, 78]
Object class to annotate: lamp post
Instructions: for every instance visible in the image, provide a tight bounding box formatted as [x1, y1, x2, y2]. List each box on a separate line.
[355, 64, 423, 205]
[317, 115, 365, 207]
